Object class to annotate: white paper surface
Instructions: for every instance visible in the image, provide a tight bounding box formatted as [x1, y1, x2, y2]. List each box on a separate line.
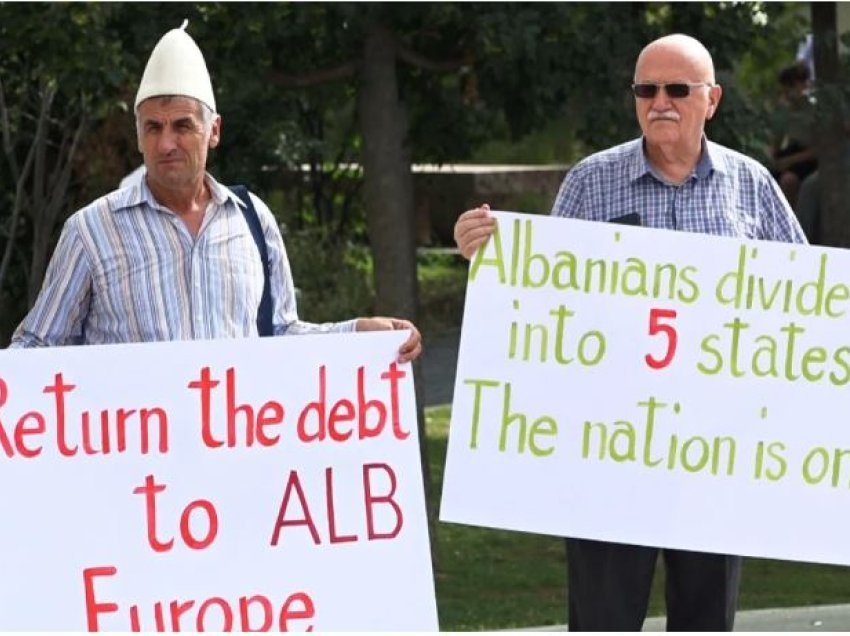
[0, 331, 437, 630]
[442, 211, 850, 566]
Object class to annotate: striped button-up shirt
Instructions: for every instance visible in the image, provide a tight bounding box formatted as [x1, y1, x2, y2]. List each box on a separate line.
[551, 136, 807, 244]
[10, 173, 356, 347]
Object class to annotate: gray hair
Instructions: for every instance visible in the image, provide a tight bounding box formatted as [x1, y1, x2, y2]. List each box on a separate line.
[134, 96, 216, 137]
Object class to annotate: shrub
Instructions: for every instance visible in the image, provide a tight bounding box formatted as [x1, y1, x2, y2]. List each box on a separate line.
[282, 225, 375, 323]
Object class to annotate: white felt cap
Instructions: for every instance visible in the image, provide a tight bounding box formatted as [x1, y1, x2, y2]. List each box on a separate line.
[134, 19, 216, 112]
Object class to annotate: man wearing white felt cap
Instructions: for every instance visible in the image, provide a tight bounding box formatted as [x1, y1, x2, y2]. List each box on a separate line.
[10, 22, 422, 362]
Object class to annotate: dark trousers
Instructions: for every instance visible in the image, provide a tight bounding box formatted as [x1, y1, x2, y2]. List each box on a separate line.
[566, 538, 742, 631]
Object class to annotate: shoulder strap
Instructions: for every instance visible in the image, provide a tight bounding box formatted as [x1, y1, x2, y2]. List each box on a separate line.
[229, 185, 274, 337]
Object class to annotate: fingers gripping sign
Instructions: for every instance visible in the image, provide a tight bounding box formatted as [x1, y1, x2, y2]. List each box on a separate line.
[354, 317, 422, 364]
[454, 204, 498, 260]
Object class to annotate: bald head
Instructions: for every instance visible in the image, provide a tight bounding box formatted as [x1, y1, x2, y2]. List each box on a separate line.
[632, 33, 723, 166]
[635, 34, 716, 84]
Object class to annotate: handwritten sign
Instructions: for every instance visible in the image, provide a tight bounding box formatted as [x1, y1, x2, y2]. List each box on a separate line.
[0, 332, 437, 630]
[441, 210, 850, 566]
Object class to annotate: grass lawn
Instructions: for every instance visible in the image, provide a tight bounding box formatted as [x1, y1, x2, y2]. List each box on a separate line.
[425, 405, 850, 631]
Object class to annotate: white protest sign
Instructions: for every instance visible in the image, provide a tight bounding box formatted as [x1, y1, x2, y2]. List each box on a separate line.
[0, 332, 437, 631]
[441, 210, 850, 566]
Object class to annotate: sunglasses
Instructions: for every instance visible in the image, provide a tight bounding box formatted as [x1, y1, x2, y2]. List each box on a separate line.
[631, 82, 713, 99]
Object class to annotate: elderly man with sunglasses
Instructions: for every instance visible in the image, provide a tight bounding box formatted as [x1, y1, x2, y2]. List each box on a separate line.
[453, 34, 806, 632]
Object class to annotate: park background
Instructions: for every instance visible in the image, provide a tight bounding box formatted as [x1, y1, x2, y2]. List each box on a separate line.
[4, 2, 850, 629]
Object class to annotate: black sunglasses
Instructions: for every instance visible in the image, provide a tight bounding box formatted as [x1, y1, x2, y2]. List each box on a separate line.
[631, 82, 713, 99]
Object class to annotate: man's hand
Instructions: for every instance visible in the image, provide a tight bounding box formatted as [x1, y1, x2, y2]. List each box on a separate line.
[454, 203, 497, 260]
[355, 317, 422, 363]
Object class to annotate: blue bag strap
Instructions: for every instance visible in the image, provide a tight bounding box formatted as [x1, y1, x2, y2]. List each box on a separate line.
[229, 185, 274, 337]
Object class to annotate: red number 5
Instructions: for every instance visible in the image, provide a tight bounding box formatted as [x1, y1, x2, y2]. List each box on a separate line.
[645, 308, 678, 370]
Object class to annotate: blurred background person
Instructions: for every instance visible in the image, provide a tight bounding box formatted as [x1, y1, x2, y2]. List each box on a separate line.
[769, 63, 817, 212]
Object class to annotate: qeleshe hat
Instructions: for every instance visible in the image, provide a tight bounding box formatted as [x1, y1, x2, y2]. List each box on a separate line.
[134, 19, 216, 112]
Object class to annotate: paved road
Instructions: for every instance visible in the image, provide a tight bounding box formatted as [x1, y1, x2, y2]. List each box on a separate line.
[520, 604, 850, 631]
[421, 329, 461, 407]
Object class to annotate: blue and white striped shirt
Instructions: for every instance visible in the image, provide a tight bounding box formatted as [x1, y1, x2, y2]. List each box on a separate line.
[10, 173, 356, 347]
[551, 137, 807, 244]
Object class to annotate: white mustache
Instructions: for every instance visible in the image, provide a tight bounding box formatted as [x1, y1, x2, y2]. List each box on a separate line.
[649, 111, 680, 122]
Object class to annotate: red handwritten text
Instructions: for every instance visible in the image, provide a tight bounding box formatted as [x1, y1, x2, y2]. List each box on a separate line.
[133, 474, 219, 552]
[269, 462, 403, 546]
[0, 374, 168, 459]
[83, 566, 314, 631]
[187, 363, 409, 448]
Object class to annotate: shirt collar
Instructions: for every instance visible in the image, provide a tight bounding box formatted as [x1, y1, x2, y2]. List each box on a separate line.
[207, 174, 247, 209]
[110, 169, 245, 212]
[629, 135, 722, 184]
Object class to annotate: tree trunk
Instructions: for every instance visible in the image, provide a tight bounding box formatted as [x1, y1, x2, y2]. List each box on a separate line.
[357, 22, 418, 319]
[357, 21, 437, 566]
[26, 97, 86, 306]
[811, 2, 850, 246]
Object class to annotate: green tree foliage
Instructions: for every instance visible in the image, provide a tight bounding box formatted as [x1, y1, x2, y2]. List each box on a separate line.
[0, 3, 135, 339]
[455, 2, 805, 163]
[0, 2, 810, 343]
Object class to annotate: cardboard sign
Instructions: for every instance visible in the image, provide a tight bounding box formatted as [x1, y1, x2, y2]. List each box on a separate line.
[0, 332, 437, 630]
[441, 211, 850, 566]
